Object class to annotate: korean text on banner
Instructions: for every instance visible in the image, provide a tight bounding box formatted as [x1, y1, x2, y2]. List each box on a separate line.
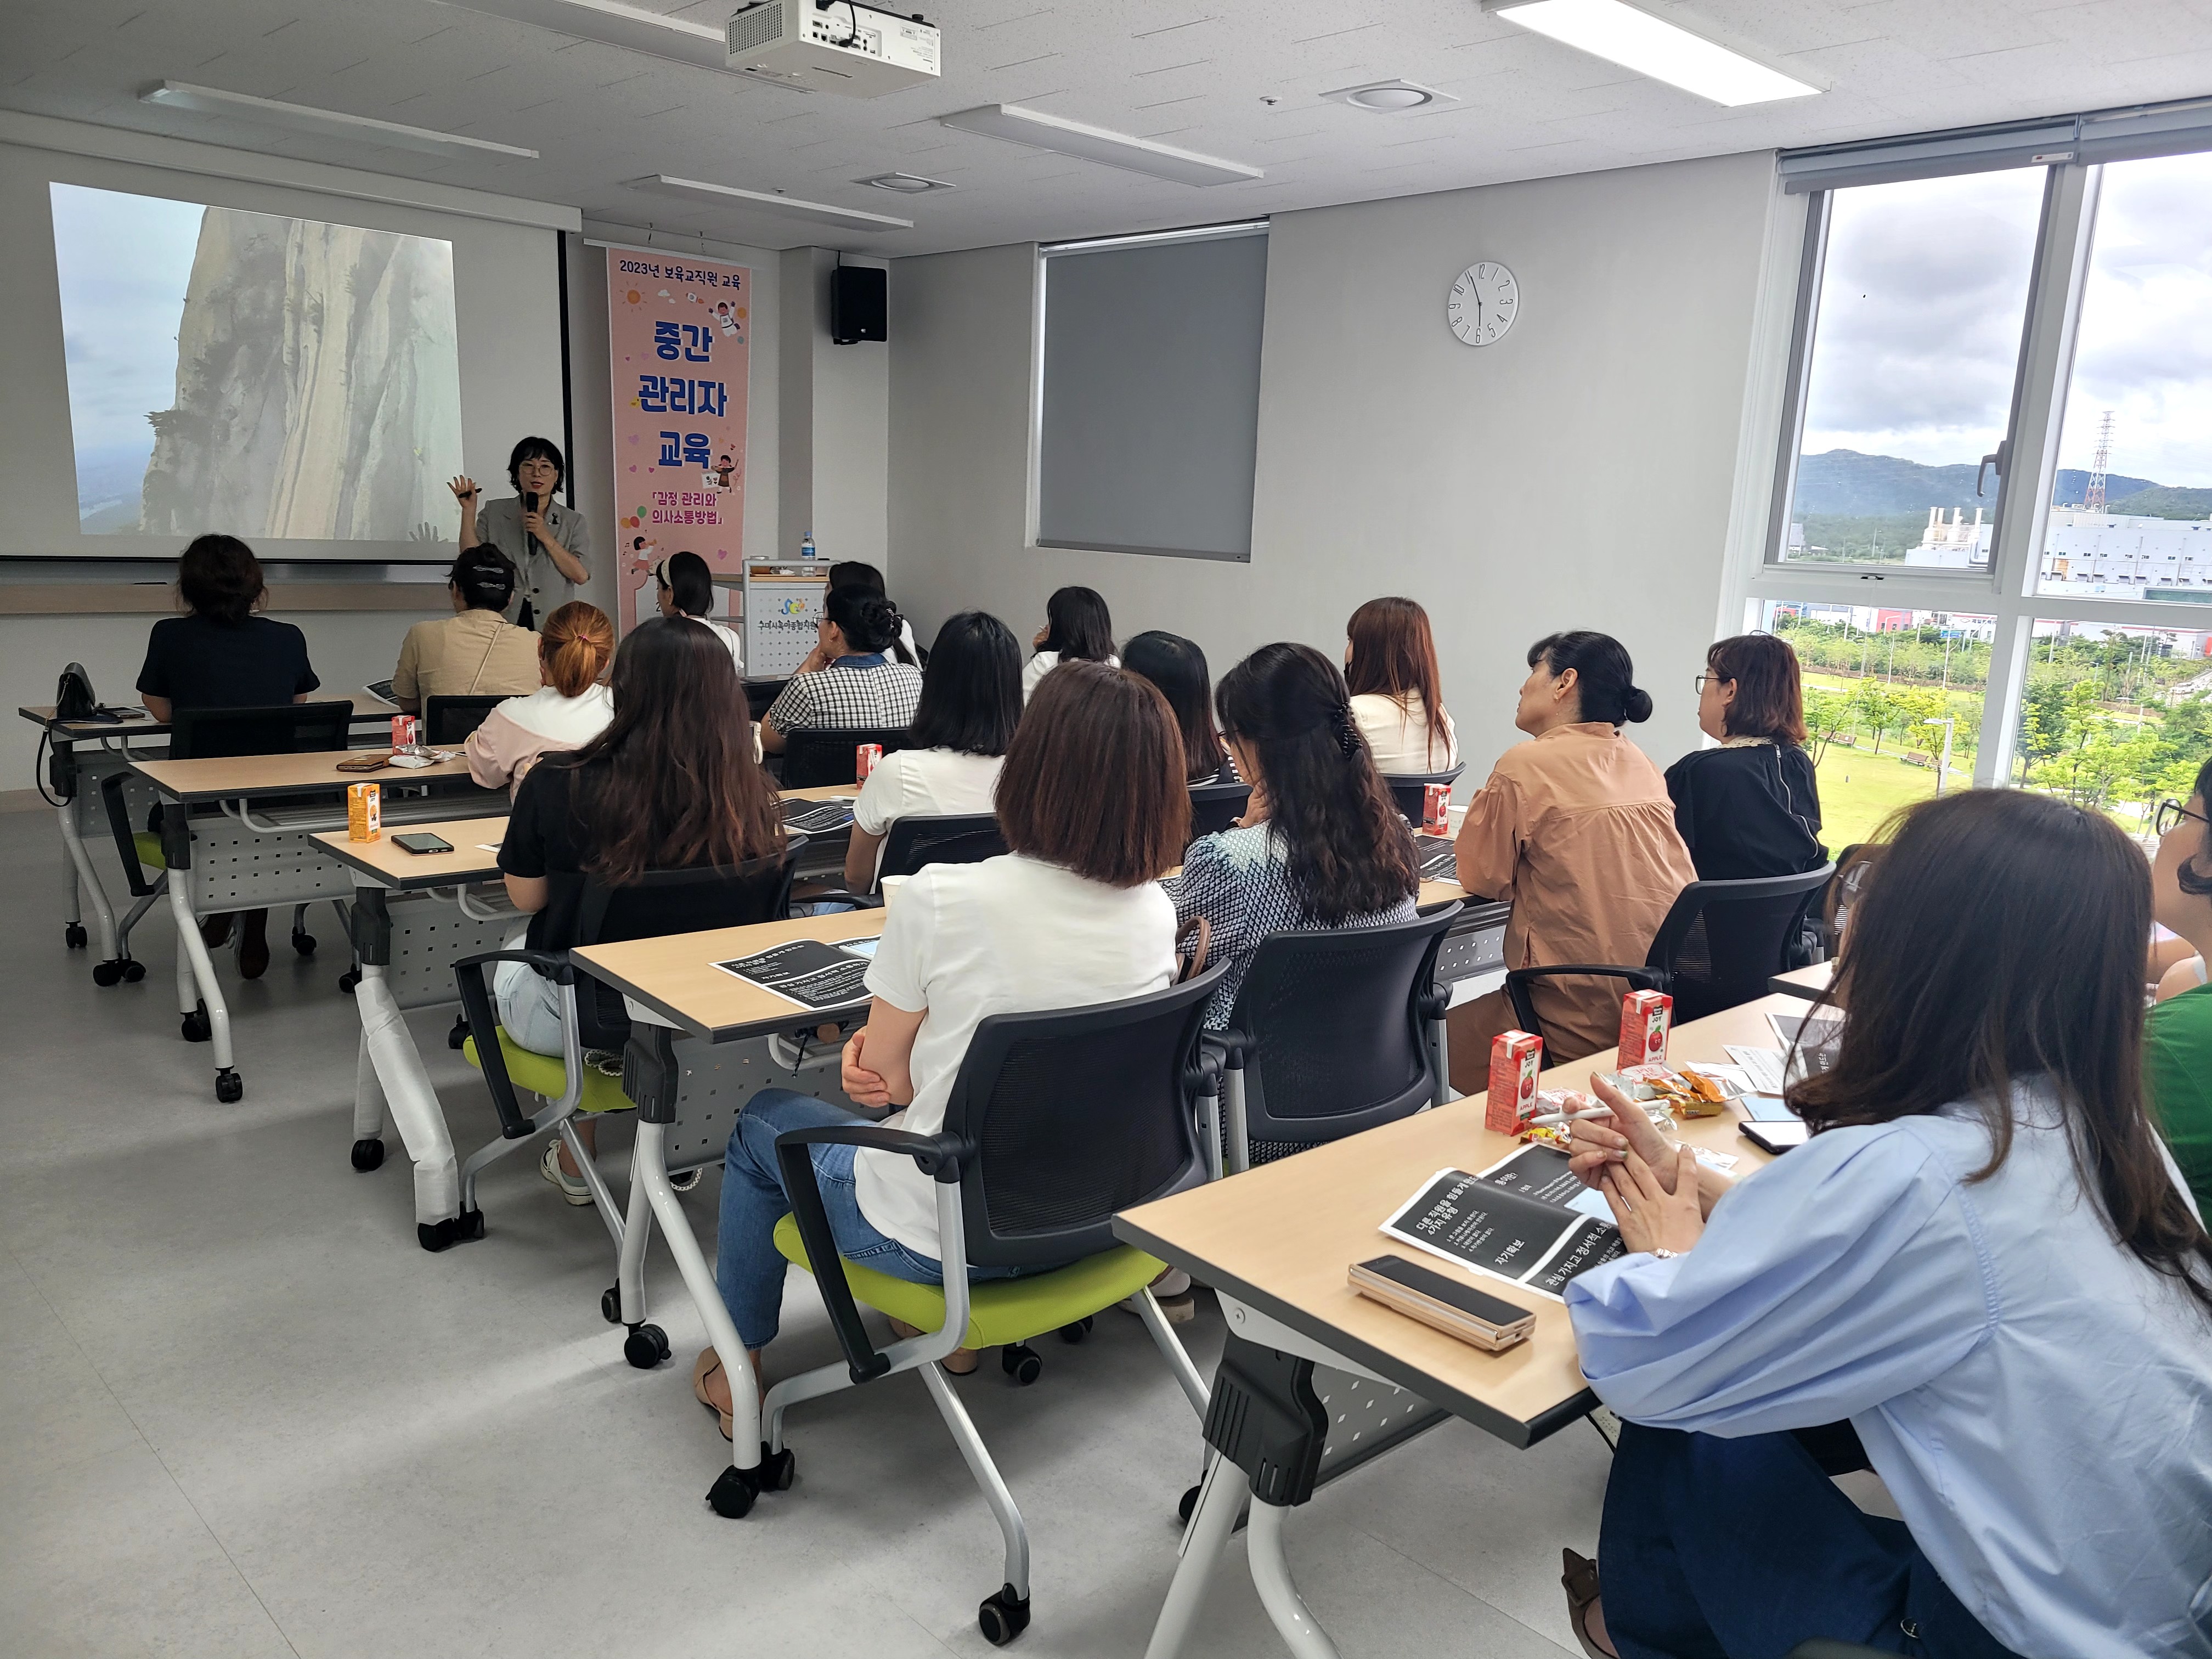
[606, 250, 751, 633]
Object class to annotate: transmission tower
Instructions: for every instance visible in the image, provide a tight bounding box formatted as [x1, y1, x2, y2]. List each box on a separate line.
[2085, 409, 2115, 512]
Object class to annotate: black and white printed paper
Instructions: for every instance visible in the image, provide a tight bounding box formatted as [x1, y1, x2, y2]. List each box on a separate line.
[713, 936, 879, 1011]
[1381, 1147, 1624, 1301]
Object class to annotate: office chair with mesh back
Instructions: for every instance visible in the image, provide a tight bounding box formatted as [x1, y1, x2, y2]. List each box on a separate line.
[877, 812, 1006, 880]
[778, 725, 910, 788]
[422, 693, 507, 747]
[95, 699, 358, 984]
[1186, 778, 1253, 841]
[442, 840, 804, 1256]
[663, 967, 1225, 1643]
[1210, 904, 1460, 1173]
[1504, 864, 1836, 1045]
[1380, 764, 1466, 825]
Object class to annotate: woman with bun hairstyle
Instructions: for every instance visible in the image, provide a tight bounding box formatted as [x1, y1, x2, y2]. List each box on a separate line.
[758, 583, 923, 753]
[391, 544, 541, 713]
[653, 551, 745, 675]
[465, 601, 617, 795]
[1448, 631, 1696, 1079]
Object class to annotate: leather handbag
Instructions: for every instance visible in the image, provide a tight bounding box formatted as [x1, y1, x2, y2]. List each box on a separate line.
[55, 662, 98, 723]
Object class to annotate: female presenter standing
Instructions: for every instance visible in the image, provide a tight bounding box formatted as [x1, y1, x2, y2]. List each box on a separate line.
[449, 436, 591, 628]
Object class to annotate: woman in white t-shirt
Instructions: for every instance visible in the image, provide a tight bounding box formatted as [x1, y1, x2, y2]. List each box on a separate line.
[1021, 585, 1119, 700]
[1344, 596, 1458, 774]
[653, 551, 744, 675]
[464, 601, 616, 795]
[692, 661, 1187, 1421]
[844, 611, 1022, 891]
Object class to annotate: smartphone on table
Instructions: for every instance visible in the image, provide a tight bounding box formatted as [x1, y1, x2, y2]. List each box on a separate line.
[1348, 1256, 1537, 1352]
[393, 832, 454, 855]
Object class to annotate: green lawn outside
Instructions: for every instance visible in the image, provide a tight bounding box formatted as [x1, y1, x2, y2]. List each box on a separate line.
[1810, 743, 1960, 851]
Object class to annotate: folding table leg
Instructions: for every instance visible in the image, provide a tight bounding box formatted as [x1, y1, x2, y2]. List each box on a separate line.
[1143, 1453, 1247, 1659]
[357, 963, 464, 1244]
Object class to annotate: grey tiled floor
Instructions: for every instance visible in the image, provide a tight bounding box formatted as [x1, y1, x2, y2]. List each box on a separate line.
[1, 807, 1599, 1658]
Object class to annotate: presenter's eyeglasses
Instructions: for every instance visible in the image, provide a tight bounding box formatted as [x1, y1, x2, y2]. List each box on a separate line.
[2154, 799, 2210, 837]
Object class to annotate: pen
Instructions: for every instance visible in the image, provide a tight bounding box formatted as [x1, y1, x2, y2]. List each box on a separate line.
[1526, 1107, 1610, 1127]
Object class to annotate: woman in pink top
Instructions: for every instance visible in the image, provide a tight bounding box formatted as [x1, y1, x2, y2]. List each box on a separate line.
[1448, 630, 1696, 1085]
[465, 601, 615, 795]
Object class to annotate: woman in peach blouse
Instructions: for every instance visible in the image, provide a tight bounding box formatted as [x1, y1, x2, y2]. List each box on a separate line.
[1448, 631, 1696, 1086]
[465, 601, 614, 795]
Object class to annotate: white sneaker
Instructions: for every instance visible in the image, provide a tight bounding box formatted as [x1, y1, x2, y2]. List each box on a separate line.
[539, 1140, 594, 1206]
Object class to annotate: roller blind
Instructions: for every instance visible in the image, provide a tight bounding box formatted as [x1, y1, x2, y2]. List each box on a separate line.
[1036, 223, 1267, 562]
[1779, 95, 2212, 193]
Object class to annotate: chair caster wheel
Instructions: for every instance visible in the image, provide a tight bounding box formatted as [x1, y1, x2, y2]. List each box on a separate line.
[447, 1015, 469, 1051]
[978, 1584, 1031, 1646]
[417, 1209, 483, 1251]
[292, 931, 316, 957]
[759, 1444, 796, 1492]
[601, 1284, 623, 1324]
[91, 960, 122, 987]
[123, 959, 145, 983]
[350, 1138, 385, 1172]
[706, 1464, 759, 1519]
[214, 1069, 243, 1104]
[65, 922, 88, 949]
[1000, 1344, 1042, 1386]
[181, 1002, 211, 1042]
[623, 1325, 671, 1369]
[1177, 1484, 1201, 1526]
[338, 969, 360, 994]
[1056, 1316, 1094, 1344]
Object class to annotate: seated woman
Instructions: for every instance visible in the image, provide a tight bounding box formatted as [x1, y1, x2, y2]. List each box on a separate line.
[693, 661, 1184, 1412]
[136, 533, 321, 979]
[1125, 630, 1235, 785]
[2148, 759, 2212, 1212]
[758, 585, 923, 754]
[1021, 585, 1118, 701]
[827, 560, 920, 663]
[1448, 631, 1694, 1080]
[464, 601, 615, 796]
[844, 611, 1021, 892]
[652, 552, 744, 674]
[1344, 596, 1459, 774]
[1176, 642, 1421, 1030]
[496, 617, 782, 1205]
[1664, 633, 1824, 879]
[391, 545, 540, 714]
[1556, 788, 2212, 1659]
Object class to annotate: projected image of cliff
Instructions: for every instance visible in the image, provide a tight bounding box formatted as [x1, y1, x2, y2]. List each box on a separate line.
[50, 183, 463, 541]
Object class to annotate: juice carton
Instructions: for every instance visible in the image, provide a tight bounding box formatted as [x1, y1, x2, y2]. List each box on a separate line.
[855, 742, 882, 783]
[1619, 989, 1673, 1068]
[391, 714, 420, 755]
[347, 781, 381, 842]
[1486, 1030, 1544, 1134]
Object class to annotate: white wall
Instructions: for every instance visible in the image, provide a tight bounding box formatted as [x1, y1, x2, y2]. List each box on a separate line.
[889, 150, 1785, 776]
[780, 248, 890, 569]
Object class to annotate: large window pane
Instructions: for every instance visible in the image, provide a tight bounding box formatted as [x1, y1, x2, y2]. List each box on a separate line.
[2011, 620, 2212, 834]
[1780, 171, 2045, 567]
[1759, 601, 1993, 847]
[2036, 152, 2212, 601]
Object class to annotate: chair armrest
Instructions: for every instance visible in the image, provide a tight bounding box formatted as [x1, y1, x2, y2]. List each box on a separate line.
[1416, 982, 1451, 1022]
[452, 950, 573, 1139]
[99, 772, 161, 898]
[1502, 963, 1668, 1045]
[1201, 1028, 1249, 1069]
[774, 1124, 972, 1385]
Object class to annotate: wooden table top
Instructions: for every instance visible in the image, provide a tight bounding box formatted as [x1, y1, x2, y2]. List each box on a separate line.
[1113, 995, 1789, 1448]
[22, 692, 395, 741]
[1770, 961, 1834, 1000]
[572, 908, 888, 1041]
[311, 817, 510, 890]
[129, 749, 493, 804]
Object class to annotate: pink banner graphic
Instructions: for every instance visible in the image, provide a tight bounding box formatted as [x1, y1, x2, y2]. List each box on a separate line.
[607, 249, 751, 634]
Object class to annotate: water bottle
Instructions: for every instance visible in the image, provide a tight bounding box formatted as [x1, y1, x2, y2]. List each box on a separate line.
[800, 531, 817, 560]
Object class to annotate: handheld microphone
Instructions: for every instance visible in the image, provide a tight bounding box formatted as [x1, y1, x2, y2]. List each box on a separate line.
[522, 489, 543, 557]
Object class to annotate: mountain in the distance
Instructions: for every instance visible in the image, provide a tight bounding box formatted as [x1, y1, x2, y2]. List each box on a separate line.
[1794, 449, 2167, 516]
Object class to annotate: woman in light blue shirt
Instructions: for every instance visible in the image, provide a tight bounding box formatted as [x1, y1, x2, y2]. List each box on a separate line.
[1558, 788, 2212, 1659]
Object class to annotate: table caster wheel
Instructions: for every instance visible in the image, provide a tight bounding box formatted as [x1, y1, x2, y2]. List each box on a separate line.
[92, 960, 123, 987]
[601, 1284, 623, 1324]
[1000, 1344, 1042, 1386]
[1177, 1484, 1201, 1526]
[760, 1445, 796, 1492]
[337, 969, 360, 994]
[181, 1002, 211, 1043]
[1057, 1316, 1094, 1344]
[706, 1464, 759, 1519]
[65, 922, 88, 949]
[978, 1584, 1030, 1646]
[351, 1138, 385, 1172]
[123, 959, 145, 983]
[623, 1324, 671, 1369]
[292, 930, 317, 957]
[214, 1069, 243, 1104]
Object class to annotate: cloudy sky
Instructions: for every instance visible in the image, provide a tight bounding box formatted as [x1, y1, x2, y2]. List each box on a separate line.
[1799, 154, 2212, 489]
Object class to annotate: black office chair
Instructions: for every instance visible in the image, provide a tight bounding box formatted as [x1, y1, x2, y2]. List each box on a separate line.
[1187, 778, 1252, 841]
[756, 967, 1227, 1640]
[778, 725, 910, 788]
[742, 677, 788, 724]
[877, 811, 1007, 879]
[1381, 764, 1466, 824]
[95, 699, 359, 982]
[1209, 905, 1460, 1172]
[422, 693, 507, 747]
[1504, 863, 1836, 1043]
[440, 841, 805, 1255]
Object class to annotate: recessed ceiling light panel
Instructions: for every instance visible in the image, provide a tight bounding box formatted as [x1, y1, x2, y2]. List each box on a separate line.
[940, 105, 1262, 187]
[630, 175, 915, 230]
[139, 81, 539, 159]
[1321, 80, 1458, 113]
[857, 172, 955, 194]
[1485, 0, 1817, 107]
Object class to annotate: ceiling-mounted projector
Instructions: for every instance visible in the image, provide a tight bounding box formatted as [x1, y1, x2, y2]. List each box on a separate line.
[726, 0, 940, 95]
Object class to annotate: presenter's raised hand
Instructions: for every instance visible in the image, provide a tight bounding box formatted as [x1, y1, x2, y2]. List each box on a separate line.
[447, 475, 479, 504]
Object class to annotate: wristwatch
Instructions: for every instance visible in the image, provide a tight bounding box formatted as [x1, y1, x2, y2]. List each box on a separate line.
[1651, 1248, 1681, 1260]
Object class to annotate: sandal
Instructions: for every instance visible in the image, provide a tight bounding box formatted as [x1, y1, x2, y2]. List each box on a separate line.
[692, 1348, 734, 1442]
[1561, 1549, 1616, 1659]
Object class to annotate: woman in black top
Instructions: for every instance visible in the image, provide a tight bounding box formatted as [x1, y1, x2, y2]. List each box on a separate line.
[1664, 633, 1824, 881]
[137, 535, 319, 721]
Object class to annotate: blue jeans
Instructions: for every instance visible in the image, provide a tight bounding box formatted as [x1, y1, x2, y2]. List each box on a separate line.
[1600, 1421, 2023, 1659]
[714, 1088, 1027, 1350]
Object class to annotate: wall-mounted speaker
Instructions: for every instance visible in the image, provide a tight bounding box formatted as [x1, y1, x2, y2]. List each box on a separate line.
[831, 266, 887, 345]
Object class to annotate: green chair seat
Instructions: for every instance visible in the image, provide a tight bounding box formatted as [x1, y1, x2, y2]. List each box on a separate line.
[462, 1031, 636, 1115]
[132, 831, 167, 872]
[772, 1211, 1165, 1352]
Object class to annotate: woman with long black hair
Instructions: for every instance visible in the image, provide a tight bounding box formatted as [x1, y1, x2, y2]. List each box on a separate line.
[1556, 788, 2212, 1659]
[1021, 585, 1118, 700]
[1124, 629, 1233, 786]
[1173, 642, 1422, 1029]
